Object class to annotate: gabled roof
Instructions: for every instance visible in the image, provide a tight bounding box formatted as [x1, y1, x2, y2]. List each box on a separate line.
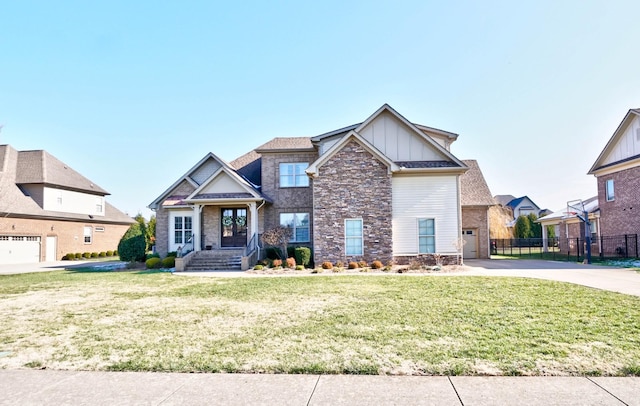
[494, 194, 517, 206]
[10, 147, 109, 195]
[254, 137, 314, 153]
[306, 131, 399, 177]
[588, 108, 640, 174]
[537, 196, 599, 225]
[149, 152, 265, 209]
[0, 145, 132, 224]
[460, 160, 495, 207]
[184, 166, 263, 203]
[504, 196, 540, 211]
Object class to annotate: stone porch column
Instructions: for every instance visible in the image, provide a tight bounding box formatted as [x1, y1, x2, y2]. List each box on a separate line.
[249, 202, 257, 241]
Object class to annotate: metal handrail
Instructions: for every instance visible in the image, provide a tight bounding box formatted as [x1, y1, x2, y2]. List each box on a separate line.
[177, 235, 195, 257]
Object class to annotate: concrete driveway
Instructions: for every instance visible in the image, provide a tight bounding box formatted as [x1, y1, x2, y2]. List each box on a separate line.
[463, 259, 640, 296]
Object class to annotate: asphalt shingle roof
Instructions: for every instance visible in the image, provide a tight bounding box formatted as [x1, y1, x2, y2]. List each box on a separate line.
[460, 160, 495, 206]
[254, 137, 314, 152]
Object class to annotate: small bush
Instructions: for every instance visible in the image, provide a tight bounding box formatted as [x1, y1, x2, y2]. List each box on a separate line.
[311, 268, 322, 274]
[257, 259, 269, 266]
[83, 252, 91, 259]
[145, 257, 162, 269]
[146, 253, 160, 260]
[161, 257, 175, 268]
[408, 260, 422, 270]
[113, 250, 118, 256]
[358, 260, 368, 268]
[63, 253, 75, 260]
[98, 252, 107, 257]
[166, 251, 177, 258]
[294, 247, 312, 267]
[75, 253, 82, 259]
[321, 261, 333, 270]
[287, 246, 296, 258]
[295, 265, 305, 271]
[265, 247, 283, 259]
[254, 264, 264, 270]
[336, 261, 344, 268]
[90, 252, 98, 258]
[371, 260, 383, 269]
[106, 250, 114, 257]
[348, 261, 358, 269]
[285, 257, 296, 268]
[272, 259, 283, 268]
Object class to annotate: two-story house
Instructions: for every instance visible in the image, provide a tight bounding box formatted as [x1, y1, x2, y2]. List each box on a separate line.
[588, 108, 640, 237]
[0, 145, 134, 264]
[149, 105, 494, 269]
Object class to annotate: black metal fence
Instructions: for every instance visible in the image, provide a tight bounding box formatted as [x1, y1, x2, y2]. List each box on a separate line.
[491, 234, 639, 262]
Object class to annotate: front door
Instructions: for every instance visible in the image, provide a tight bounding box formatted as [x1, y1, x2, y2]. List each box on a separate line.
[221, 208, 247, 247]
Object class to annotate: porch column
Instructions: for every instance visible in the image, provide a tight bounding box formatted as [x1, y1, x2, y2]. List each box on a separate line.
[542, 224, 548, 253]
[192, 204, 202, 252]
[249, 202, 258, 239]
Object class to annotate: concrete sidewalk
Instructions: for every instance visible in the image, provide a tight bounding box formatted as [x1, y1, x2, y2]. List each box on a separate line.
[1, 370, 638, 405]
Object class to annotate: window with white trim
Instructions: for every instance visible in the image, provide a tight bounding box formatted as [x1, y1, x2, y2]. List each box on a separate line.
[345, 219, 363, 256]
[96, 197, 104, 213]
[606, 179, 615, 201]
[279, 163, 309, 187]
[84, 226, 92, 244]
[174, 216, 192, 244]
[280, 213, 310, 242]
[418, 218, 435, 254]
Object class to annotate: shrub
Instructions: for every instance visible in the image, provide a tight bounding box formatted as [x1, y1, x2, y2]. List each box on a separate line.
[146, 253, 160, 260]
[321, 261, 333, 270]
[145, 257, 162, 269]
[358, 260, 368, 268]
[287, 246, 296, 259]
[106, 250, 114, 257]
[90, 252, 98, 258]
[166, 251, 177, 258]
[257, 259, 269, 266]
[272, 259, 283, 268]
[113, 250, 118, 256]
[118, 223, 146, 262]
[285, 257, 296, 268]
[83, 252, 91, 259]
[253, 264, 264, 270]
[75, 253, 82, 259]
[295, 265, 304, 271]
[98, 252, 107, 257]
[294, 247, 311, 267]
[371, 260, 383, 269]
[265, 247, 283, 260]
[348, 261, 358, 269]
[161, 257, 175, 268]
[336, 261, 344, 268]
[63, 253, 75, 260]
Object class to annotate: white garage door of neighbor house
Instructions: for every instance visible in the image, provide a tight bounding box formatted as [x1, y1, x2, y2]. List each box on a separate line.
[462, 229, 477, 259]
[0, 236, 41, 265]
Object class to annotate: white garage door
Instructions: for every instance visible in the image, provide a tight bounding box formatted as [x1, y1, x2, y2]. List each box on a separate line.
[0, 236, 41, 264]
[462, 229, 477, 259]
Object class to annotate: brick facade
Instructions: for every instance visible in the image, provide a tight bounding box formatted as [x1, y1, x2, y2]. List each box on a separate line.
[0, 217, 128, 261]
[312, 140, 393, 264]
[597, 165, 640, 236]
[154, 180, 196, 258]
[461, 206, 490, 259]
[260, 151, 317, 248]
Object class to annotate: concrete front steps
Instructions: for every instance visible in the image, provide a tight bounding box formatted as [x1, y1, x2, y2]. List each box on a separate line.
[184, 249, 243, 271]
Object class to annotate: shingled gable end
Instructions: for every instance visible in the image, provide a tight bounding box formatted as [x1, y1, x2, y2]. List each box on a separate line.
[149, 104, 495, 270]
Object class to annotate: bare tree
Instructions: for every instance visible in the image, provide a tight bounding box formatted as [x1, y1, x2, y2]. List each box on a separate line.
[260, 227, 293, 259]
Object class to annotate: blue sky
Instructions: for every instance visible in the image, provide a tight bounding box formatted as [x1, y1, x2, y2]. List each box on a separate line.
[2, 1, 639, 218]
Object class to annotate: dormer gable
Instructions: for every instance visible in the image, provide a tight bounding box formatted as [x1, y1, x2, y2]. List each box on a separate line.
[589, 109, 640, 176]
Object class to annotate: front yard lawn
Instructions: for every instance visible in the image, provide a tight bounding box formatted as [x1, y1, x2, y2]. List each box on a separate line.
[1, 271, 639, 376]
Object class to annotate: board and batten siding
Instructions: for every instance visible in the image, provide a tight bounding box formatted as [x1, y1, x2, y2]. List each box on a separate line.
[392, 175, 460, 255]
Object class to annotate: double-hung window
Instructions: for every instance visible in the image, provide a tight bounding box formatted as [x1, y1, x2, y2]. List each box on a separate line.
[280, 213, 310, 242]
[174, 216, 193, 244]
[606, 179, 615, 201]
[345, 219, 363, 256]
[418, 218, 435, 254]
[279, 163, 309, 187]
[84, 226, 92, 244]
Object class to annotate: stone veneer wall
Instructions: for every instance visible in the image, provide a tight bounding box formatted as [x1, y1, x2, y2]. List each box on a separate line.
[461, 206, 490, 259]
[312, 140, 392, 264]
[597, 165, 640, 237]
[260, 151, 317, 248]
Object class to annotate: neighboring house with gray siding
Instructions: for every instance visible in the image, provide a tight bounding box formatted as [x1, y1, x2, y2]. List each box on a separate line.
[149, 104, 494, 269]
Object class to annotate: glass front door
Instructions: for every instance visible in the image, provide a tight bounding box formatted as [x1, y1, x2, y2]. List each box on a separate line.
[221, 208, 247, 247]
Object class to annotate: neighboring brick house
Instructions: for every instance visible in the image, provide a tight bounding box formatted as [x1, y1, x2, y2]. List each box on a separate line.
[149, 104, 494, 269]
[0, 145, 134, 264]
[588, 108, 640, 237]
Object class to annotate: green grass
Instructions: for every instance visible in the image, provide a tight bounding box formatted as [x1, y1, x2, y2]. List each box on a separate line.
[1, 271, 640, 376]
